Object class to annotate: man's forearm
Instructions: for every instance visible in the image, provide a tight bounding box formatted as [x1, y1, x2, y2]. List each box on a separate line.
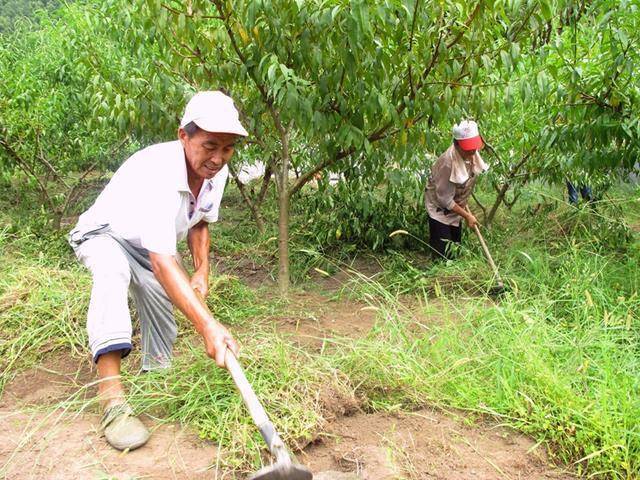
[149, 252, 238, 368]
[188, 221, 210, 273]
[149, 253, 217, 333]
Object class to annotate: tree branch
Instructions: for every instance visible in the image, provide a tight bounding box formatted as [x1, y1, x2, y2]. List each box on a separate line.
[484, 144, 537, 224]
[34, 130, 69, 188]
[407, 0, 421, 98]
[446, 1, 483, 49]
[256, 158, 275, 206]
[472, 192, 487, 223]
[228, 162, 265, 231]
[61, 135, 131, 219]
[0, 135, 54, 209]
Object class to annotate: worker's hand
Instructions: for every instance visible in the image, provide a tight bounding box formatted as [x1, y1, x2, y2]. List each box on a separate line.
[190, 270, 209, 298]
[465, 212, 479, 229]
[201, 321, 239, 368]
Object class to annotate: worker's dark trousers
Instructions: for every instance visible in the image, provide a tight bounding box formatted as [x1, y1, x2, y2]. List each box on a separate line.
[428, 216, 461, 259]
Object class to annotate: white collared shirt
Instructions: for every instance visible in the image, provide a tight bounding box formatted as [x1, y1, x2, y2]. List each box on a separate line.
[74, 140, 228, 255]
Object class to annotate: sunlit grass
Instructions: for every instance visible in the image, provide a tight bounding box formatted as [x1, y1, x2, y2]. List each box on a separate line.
[1, 186, 639, 477]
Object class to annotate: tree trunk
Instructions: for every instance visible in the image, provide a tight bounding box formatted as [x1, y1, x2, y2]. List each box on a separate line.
[487, 182, 510, 226]
[277, 143, 290, 296]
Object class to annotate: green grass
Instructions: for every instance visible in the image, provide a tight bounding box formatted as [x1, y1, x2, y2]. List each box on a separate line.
[0, 252, 89, 392]
[1, 182, 639, 477]
[320, 190, 640, 479]
[124, 335, 342, 473]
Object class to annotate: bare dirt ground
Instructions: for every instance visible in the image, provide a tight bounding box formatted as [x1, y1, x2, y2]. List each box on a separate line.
[303, 409, 573, 480]
[0, 291, 576, 480]
[0, 358, 216, 480]
[269, 291, 377, 350]
[0, 409, 216, 480]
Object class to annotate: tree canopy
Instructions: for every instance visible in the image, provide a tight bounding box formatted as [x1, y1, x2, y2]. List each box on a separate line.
[0, 0, 61, 33]
[0, 0, 638, 284]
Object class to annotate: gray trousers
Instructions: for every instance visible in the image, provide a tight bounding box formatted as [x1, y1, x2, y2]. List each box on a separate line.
[69, 226, 177, 370]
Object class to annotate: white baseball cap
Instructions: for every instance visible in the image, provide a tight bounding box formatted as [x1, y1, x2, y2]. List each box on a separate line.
[180, 91, 248, 137]
[452, 119, 483, 151]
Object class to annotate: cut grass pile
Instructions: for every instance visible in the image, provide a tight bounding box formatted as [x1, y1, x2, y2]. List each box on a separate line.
[124, 338, 345, 472]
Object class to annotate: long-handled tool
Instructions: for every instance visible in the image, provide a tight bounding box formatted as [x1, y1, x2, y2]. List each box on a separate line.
[224, 349, 313, 480]
[194, 290, 312, 480]
[466, 207, 506, 296]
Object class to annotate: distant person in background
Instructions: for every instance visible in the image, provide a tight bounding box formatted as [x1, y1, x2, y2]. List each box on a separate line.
[424, 120, 489, 259]
[566, 181, 593, 205]
[629, 162, 640, 185]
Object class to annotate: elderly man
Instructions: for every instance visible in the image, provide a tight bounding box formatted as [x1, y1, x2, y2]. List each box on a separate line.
[68, 91, 244, 451]
[424, 120, 489, 258]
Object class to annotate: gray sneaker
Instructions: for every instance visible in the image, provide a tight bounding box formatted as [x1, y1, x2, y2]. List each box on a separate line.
[100, 403, 150, 451]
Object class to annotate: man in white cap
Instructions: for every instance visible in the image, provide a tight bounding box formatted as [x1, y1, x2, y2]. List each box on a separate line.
[68, 91, 247, 450]
[424, 120, 489, 258]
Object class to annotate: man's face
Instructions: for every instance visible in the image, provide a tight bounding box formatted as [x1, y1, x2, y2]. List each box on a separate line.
[179, 128, 239, 180]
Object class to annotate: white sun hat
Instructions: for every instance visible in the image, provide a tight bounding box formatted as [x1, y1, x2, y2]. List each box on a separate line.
[452, 119, 483, 151]
[180, 91, 248, 137]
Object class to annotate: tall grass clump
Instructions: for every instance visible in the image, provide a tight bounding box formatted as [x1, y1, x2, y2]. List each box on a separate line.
[331, 197, 640, 478]
[0, 252, 90, 392]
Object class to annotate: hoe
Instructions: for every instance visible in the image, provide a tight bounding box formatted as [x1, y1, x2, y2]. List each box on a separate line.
[224, 348, 313, 480]
[466, 207, 506, 296]
[194, 289, 312, 480]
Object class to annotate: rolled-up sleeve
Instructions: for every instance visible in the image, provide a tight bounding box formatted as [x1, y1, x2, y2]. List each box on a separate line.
[434, 162, 456, 210]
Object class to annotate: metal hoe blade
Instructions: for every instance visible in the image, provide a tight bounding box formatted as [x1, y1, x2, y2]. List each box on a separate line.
[489, 281, 507, 297]
[249, 463, 313, 480]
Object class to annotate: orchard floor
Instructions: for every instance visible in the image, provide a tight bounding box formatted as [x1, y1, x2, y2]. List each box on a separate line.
[0, 289, 576, 480]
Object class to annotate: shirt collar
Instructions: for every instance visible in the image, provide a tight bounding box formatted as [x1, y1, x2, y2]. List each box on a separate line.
[450, 144, 486, 169]
[447, 145, 489, 184]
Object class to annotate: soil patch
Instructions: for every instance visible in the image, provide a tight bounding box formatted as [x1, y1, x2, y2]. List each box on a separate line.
[271, 291, 377, 349]
[1, 356, 94, 409]
[307, 259, 383, 293]
[213, 253, 273, 289]
[1, 356, 221, 480]
[302, 408, 575, 480]
[0, 408, 217, 480]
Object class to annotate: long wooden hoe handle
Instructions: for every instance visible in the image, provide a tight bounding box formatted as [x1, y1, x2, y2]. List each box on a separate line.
[194, 289, 292, 465]
[466, 207, 504, 285]
[224, 350, 292, 464]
